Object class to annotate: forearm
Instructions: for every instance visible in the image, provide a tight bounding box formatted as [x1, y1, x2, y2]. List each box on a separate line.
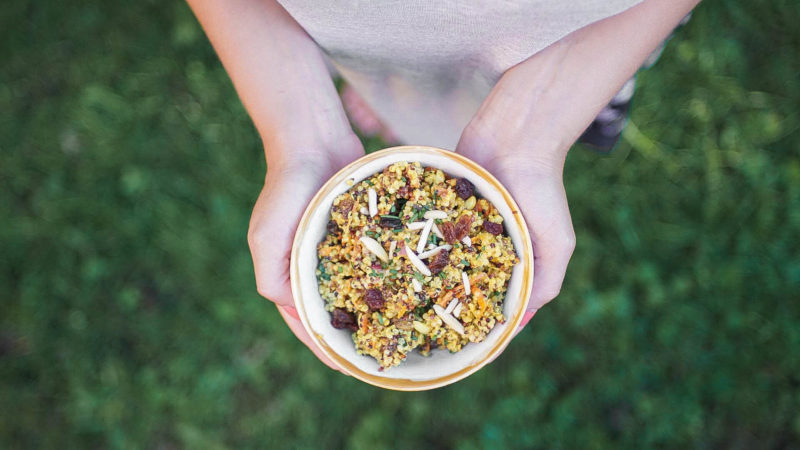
[187, 0, 355, 164]
[468, 0, 700, 168]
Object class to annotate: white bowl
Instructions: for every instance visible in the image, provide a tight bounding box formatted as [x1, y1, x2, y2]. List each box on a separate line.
[290, 146, 534, 390]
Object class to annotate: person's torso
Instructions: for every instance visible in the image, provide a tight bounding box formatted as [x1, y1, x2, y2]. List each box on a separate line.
[278, 0, 642, 149]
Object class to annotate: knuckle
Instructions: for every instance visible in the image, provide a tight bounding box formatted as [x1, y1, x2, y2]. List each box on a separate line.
[247, 219, 267, 250]
[255, 281, 278, 302]
[562, 231, 577, 254]
[538, 285, 562, 303]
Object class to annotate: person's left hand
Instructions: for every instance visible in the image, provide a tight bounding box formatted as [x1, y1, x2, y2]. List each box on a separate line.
[456, 123, 576, 334]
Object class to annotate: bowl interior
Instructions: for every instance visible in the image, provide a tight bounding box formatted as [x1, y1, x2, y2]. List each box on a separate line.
[291, 146, 533, 389]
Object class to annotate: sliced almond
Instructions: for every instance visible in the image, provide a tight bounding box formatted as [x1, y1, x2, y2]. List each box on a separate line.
[453, 302, 464, 317]
[417, 244, 452, 260]
[416, 218, 433, 254]
[411, 278, 422, 293]
[360, 206, 369, 216]
[368, 188, 378, 217]
[461, 271, 471, 296]
[359, 236, 388, 262]
[388, 240, 397, 259]
[462, 236, 472, 247]
[424, 210, 448, 220]
[407, 221, 427, 231]
[433, 304, 465, 336]
[445, 299, 459, 314]
[404, 244, 431, 277]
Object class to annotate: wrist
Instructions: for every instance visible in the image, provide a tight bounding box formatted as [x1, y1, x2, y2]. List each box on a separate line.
[263, 129, 364, 172]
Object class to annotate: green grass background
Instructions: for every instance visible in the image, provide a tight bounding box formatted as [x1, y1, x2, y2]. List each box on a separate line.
[2, 0, 799, 448]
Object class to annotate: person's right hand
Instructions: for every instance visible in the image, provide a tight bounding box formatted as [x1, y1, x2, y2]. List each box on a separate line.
[247, 135, 364, 372]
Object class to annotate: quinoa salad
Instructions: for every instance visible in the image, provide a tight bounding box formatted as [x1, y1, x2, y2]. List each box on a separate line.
[316, 161, 519, 369]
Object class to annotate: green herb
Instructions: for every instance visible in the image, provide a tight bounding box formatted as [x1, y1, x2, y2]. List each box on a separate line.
[438, 271, 446, 279]
[317, 262, 331, 281]
[377, 313, 385, 325]
[460, 258, 469, 266]
[413, 272, 425, 282]
[390, 269, 398, 275]
[380, 214, 400, 220]
[366, 179, 374, 186]
[365, 230, 379, 239]
[337, 266, 343, 273]
[390, 204, 396, 213]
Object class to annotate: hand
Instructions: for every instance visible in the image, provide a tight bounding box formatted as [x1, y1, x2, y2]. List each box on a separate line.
[456, 127, 576, 332]
[248, 136, 364, 371]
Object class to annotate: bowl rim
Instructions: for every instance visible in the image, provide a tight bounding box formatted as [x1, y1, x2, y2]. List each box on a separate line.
[290, 145, 534, 391]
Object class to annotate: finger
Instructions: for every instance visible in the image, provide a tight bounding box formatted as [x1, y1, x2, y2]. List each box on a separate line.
[248, 170, 325, 308]
[276, 304, 346, 374]
[528, 218, 576, 310]
[508, 174, 576, 311]
[513, 309, 538, 337]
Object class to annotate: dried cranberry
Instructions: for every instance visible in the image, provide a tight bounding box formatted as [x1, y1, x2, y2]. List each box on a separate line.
[483, 221, 503, 235]
[454, 178, 475, 200]
[331, 308, 357, 331]
[428, 249, 450, 274]
[364, 288, 385, 310]
[327, 220, 340, 235]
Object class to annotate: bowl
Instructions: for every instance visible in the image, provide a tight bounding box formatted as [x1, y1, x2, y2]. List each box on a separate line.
[290, 145, 534, 390]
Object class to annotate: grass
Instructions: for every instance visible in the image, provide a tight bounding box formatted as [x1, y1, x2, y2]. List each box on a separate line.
[2, 0, 799, 448]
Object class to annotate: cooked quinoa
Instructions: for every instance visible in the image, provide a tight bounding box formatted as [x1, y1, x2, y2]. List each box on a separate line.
[316, 161, 519, 369]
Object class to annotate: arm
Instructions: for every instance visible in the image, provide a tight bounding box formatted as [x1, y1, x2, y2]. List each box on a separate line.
[187, 0, 359, 160]
[457, 0, 700, 318]
[187, 0, 364, 370]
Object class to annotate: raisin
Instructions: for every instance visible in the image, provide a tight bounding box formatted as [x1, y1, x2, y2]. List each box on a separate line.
[327, 220, 340, 235]
[331, 308, 357, 331]
[428, 249, 450, 275]
[364, 288, 385, 310]
[454, 178, 475, 200]
[440, 215, 472, 243]
[335, 196, 354, 218]
[454, 214, 473, 240]
[379, 216, 403, 229]
[397, 185, 412, 199]
[483, 221, 503, 235]
[439, 221, 458, 244]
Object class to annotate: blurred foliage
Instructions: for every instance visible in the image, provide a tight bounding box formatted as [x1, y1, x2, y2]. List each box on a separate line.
[2, 0, 800, 448]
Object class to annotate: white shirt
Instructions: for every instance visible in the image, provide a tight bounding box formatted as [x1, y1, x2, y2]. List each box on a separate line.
[277, 0, 643, 149]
